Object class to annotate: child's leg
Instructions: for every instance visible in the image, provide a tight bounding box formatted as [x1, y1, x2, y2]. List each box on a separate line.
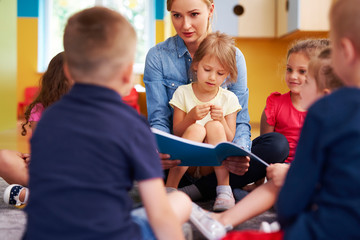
[166, 124, 206, 188]
[0, 149, 29, 186]
[205, 121, 234, 211]
[213, 180, 281, 228]
[167, 191, 192, 223]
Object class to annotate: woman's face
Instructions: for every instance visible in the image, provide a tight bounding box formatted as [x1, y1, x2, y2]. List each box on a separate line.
[170, 0, 214, 48]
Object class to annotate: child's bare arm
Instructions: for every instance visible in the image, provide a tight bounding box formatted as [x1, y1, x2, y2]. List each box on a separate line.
[260, 108, 275, 135]
[173, 104, 210, 136]
[138, 178, 185, 240]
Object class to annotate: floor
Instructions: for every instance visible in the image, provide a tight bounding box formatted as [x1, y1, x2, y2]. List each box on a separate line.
[0, 121, 275, 240]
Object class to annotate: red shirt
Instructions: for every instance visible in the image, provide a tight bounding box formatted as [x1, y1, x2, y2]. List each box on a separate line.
[265, 92, 307, 163]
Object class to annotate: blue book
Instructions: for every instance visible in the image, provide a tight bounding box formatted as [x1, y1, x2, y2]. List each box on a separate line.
[151, 128, 269, 167]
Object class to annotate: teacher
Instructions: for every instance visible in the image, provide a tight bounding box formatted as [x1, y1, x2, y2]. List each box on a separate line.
[144, 0, 289, 207]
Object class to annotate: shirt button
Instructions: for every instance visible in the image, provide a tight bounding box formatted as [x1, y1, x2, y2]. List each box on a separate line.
[190, 79, 192, 82]
[188, 59, 191, 61]
[171, 83, 175, 86]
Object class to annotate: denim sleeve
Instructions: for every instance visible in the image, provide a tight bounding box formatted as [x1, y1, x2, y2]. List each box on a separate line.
[143, 47, 172, 133]
[227, 48, 251, 151]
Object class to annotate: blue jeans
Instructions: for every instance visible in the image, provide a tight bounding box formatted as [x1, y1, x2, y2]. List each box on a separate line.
[131, 208, 156, 240]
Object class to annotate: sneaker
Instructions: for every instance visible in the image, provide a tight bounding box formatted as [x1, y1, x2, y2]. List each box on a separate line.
[3, 184, 29, 208]
[259, 221, 281, 233]
[213, 192, 235, 212]
[190, 203, 229, 240]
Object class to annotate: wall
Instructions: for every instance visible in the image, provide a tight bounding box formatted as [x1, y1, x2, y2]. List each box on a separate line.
[17, 0, 41, 110]
[0, 0, 17, 131]
[236, 38, 292, 123]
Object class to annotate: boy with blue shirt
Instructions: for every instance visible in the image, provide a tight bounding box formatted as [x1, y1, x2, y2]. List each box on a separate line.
[277, 0, 360, 239]
[24, 7, 194, 240]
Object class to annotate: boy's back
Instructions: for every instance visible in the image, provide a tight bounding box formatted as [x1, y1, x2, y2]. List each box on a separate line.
[25, 83, 163, 239]
[23, 7, 167, 240]
[277, 87, 360, 239]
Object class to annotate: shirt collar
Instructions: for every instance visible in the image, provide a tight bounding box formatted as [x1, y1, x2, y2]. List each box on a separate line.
[175, 35, 190, 58]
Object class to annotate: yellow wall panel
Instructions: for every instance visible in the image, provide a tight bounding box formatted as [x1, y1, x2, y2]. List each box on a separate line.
[235, 38, 293, 124]
[0, 0, 17, 131]
[155, 20, 165, 44]
[17, 17, 41, 105]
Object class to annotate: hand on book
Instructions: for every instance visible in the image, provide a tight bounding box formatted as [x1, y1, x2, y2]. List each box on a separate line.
[222, 156, 250, 176]
[159, 153, 181, 170]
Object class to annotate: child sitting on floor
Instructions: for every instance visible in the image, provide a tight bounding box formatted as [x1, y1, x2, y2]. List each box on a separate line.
[210, 44, 344, 236]
[2, 52, 72, 207]
[24, 7, 226, 240]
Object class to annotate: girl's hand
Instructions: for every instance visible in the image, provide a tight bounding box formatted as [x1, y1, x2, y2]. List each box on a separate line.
[188, 104, 211, 121]
[210, 105, 224, 122]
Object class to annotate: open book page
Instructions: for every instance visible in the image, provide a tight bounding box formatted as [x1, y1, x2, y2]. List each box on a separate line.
[151, 128, 268, 167]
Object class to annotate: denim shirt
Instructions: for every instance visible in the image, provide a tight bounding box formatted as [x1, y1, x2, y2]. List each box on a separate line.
[144, 35, 251, 151]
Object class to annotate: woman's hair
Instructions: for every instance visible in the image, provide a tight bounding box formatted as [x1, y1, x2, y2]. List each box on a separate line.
[308, 48, 344, 92]
[287, 38, 330, 60]
[191, 31, 238, 83]
[21, 52, 71, 136]
[167, 0, 213, 11]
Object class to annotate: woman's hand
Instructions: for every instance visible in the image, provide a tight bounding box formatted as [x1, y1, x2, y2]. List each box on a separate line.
[222, 156, 250, 176]
[159, 153, 181, 170]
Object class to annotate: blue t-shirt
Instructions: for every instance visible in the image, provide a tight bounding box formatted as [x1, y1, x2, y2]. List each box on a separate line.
[277, 87, 360, 240]
[25, 84, 163, 240]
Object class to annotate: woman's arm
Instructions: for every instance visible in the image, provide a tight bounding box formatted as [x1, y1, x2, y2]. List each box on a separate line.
[260, 108, 275, 135]
[143, 47, 172, 133]
[227, 48, 251, 151]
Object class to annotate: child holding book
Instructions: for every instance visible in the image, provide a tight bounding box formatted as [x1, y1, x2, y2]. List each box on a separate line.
[166, 32, 241, 211]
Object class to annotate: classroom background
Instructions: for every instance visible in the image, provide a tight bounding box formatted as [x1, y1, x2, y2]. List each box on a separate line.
[0, 0, 331, 153]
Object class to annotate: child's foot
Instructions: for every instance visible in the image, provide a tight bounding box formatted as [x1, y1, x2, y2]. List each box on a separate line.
[190, 203, 230, 240]
[213, 185, 235, 212]
[3, 184, 29, 208]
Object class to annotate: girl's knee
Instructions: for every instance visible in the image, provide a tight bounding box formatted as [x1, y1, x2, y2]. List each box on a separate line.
[205, 121, 224, 132]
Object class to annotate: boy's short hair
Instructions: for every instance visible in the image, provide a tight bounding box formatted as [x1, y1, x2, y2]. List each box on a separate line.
[63, 7, 136, 83]
[308, 48, 344, 92]
[330, 0, 360, 52]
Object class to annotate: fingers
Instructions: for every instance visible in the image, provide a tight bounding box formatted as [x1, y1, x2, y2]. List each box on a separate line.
[161, 159, 181, 170]
[222, 156, 250, 176]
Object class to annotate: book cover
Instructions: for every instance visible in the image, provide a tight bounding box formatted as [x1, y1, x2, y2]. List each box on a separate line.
[151, 128, 269, 167]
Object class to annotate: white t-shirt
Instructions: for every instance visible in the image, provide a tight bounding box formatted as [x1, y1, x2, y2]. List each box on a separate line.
[169, 83, 242, 126]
